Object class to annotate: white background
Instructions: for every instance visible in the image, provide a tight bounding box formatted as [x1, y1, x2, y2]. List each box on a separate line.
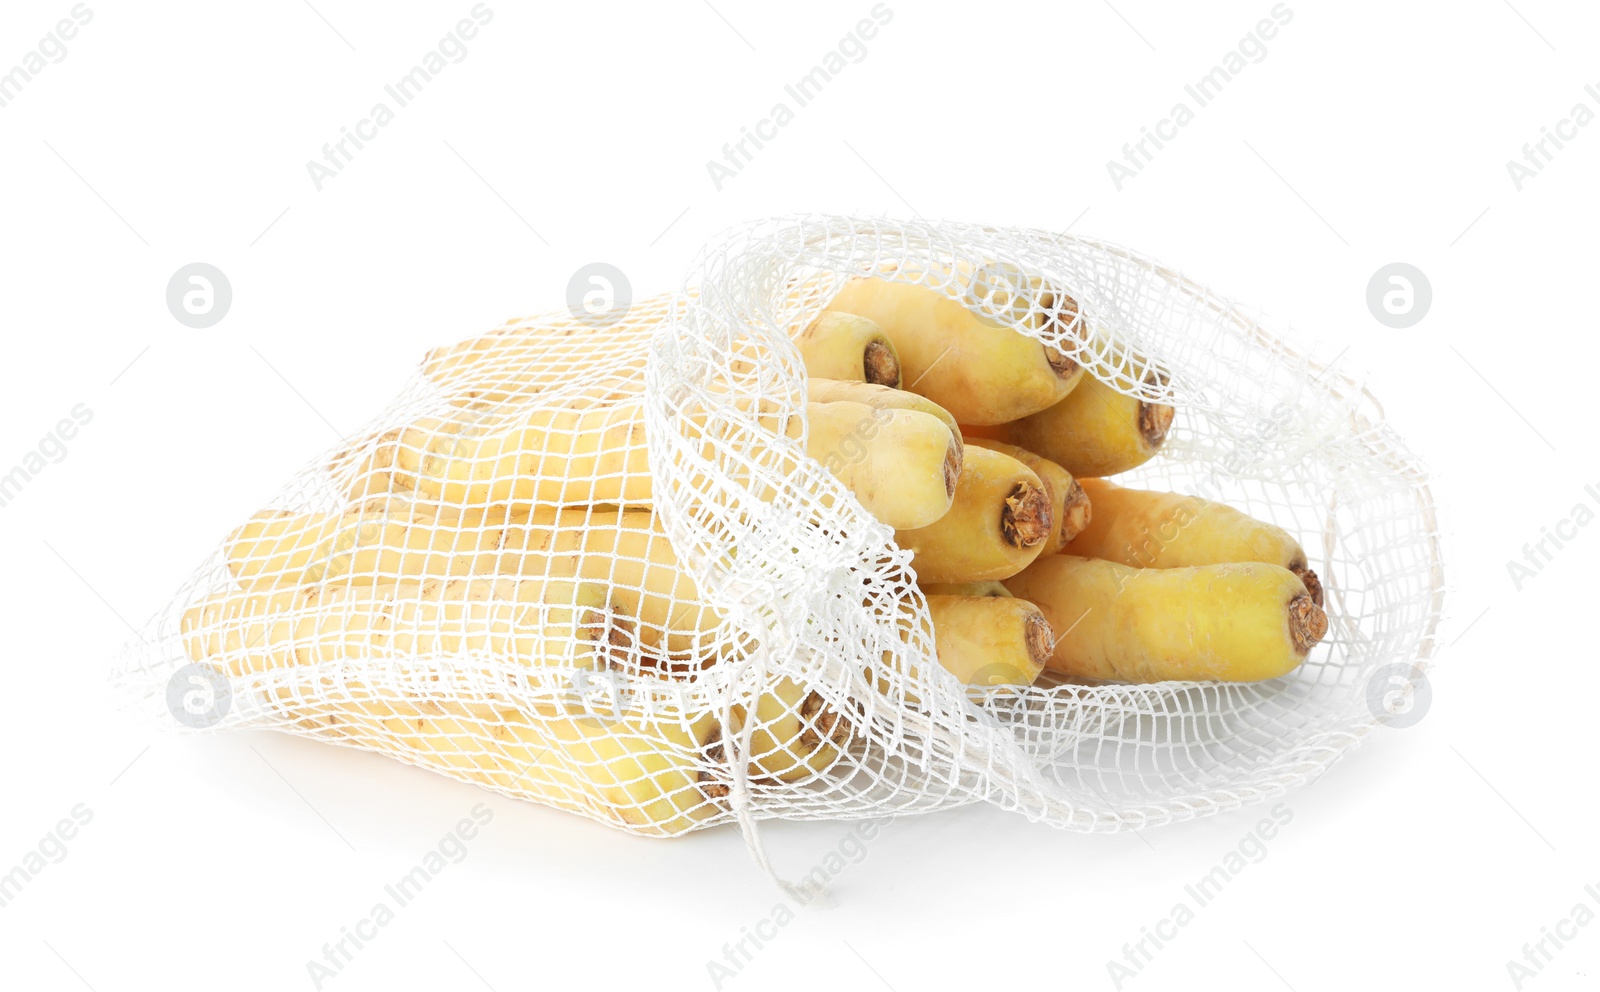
[1, 0, 1595, 989]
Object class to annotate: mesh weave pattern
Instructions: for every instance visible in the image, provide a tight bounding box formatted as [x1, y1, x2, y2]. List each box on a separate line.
[112, 216, 1444, 837]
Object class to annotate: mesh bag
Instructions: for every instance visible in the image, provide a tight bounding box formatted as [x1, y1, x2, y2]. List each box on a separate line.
[112, 215, 1444, 847]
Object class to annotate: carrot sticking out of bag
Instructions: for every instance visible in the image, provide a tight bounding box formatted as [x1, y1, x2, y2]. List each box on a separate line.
[895, 445, 1053, 583]
[1005, 556, 1326, 683]
[825, 268, 1082, 425]
[1064, 477, 1323, 606]
[924, 594, 1051, 688]
[808, 400, 960, 530]
[870, 593, 1051, 704]
[993, 371, 1174, 478]
[805, 377, 962, 455]
[348, 394, 954, 528]
[966, 438, 1090, 554]
[794, 311, 902, 387]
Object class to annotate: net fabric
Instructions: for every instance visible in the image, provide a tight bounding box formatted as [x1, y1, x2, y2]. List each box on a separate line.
[111, 215, 1443, 838]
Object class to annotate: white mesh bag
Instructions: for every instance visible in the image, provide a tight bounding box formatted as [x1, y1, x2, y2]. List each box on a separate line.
[112, 215, 1444, 848]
